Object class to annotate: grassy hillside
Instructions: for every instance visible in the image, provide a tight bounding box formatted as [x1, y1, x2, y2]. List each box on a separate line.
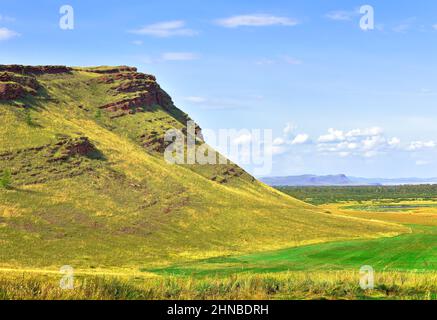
[0, 65, 407, 272]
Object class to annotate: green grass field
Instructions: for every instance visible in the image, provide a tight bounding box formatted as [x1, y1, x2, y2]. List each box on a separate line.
[149, 224, 436, 276]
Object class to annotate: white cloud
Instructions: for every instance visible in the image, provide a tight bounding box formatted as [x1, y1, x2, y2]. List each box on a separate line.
[392, 17, 416, 33]
[419, 88, 437, 95]
[325, 10, 359, 21]
[407, 141, 437, 151]
[233, 133, 252, 145]
[273, 137, 286, 146]
[0, 27, 19, 41]
[345, 127, 383, 139]
[416, 160, 431, 166]
[339, 151, 350, 157]
[215, 14, 299, 28]
[255, 58, 276, 66]
[388, 137, 401, 147]
[291, 133, 309, 145]
[393, 24, 410, 33]
[184, 96, 207, 103]
[271, 145, 288, 156]
[268, 123, 312, 157]
[255, 56, 303, 66]
[433, 24, 437, 30]
[283, 56, 303, 65]
[161, 52, 199, 61]
[132, 40, 143, 45]
[181, 95, 250, 110]
[317, 127, 401, 158]
[273, 123, 437, 162]
[318, 128, 345, 143]
[283, 122, 296, 136]
[130, 20, 198, 37]
[346, 142, 358, 150]
[362, 135, 386, 151]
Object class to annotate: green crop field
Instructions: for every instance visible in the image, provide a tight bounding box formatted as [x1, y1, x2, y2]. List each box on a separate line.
[150, 224, 437, 276]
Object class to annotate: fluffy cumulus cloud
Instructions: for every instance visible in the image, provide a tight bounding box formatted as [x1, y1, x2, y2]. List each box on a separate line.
[232, 133, 253, 145]
[130, 20, 198, 37]
[317, 127, 401, 158]
[215, 14, 299, 28]
[267, 123, 437, 166]
[318, 128, 346, 143]
[291, 134, 310, 145]
[270, 123, 311, 156]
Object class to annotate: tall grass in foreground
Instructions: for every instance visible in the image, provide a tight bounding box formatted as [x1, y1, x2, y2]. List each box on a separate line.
[0, 272, 436, 300]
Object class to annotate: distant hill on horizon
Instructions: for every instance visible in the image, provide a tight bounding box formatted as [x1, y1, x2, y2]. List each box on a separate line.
[261, 174, 437, 186]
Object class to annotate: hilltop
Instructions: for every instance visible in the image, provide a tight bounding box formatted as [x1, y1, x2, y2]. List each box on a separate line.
[0, 65, 407, 271]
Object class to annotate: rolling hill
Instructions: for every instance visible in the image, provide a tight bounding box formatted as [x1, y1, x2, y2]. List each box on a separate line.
[0, 65, 408, 272]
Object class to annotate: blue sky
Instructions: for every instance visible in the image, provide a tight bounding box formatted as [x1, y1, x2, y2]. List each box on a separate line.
[1, 0, 437, 177]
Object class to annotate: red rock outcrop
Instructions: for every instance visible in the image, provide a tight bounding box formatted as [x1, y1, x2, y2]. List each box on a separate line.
[64, 137, 96, 157]
[0, 72, 40, 90]
[0, 136, 101, 185]
[98, 92, 164, 116]
[0, 65, 71, 75]
[0, 82, 26, 100]
[91, 68, 204, 149]
[0, 71, 41, 100]
[97, 72, 175, 119]
[95, 72, 155, 84]
[48, 137, 98, 162]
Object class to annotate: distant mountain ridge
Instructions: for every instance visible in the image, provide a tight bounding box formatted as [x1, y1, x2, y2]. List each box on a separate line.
[261, 174, 353, 186]
[261, 174, 437, 186]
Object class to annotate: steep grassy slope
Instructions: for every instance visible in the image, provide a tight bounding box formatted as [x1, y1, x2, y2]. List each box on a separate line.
[0, 65, 408, 272]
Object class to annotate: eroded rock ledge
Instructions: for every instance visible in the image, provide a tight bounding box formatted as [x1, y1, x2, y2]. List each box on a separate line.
[0, 65, 72, 75]
[0, 136, 102, 185]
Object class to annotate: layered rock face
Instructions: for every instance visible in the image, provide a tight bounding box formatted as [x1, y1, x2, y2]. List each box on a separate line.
[0, 72, 40, 90]
[93, 69, 176, 119]
[0, 71, 41, 100]
[0, 65, 71, 75]
[0, 82, 27, 100]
